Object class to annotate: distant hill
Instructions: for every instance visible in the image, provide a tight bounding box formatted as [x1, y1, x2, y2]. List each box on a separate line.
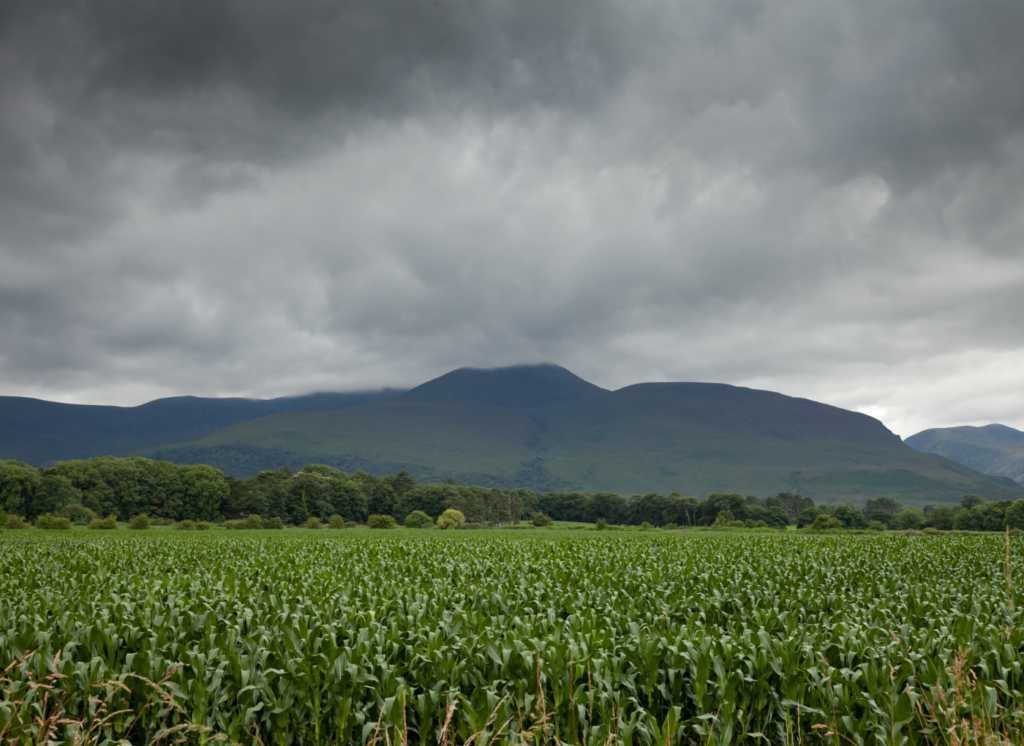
[139, 365, 1023, 505]
[906, 424, 1024, 485]
[0, 390, 403, 465]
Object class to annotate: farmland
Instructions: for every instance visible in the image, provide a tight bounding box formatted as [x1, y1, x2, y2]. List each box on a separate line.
[3, 530, 1024, 745]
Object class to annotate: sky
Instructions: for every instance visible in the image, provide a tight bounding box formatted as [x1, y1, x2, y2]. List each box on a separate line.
[2, 0, 1024, 439]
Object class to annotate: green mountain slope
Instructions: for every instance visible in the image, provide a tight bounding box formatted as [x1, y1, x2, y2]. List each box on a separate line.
[906, 424, 1024, 485]
[0, 390, 403, 465]
[140, 365, 1023, 505]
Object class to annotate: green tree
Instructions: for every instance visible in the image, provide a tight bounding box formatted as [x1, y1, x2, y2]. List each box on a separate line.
[892, 509, 926, 531]
[961, 494, 984, 511]
[369, 481, 397, 518]
[832, 504, 867, 529]
[796, 507, 822, 528]
[182, 465, 228, 522]
[404, 510, 433, 528]
[763, 506, 791, 529]
[865, 497, 903, 521]
[809, 515, 843, 530]
[1005, 500, 1024, 530]
[530, 511, 552, 528]
[928, 505, 956, 530]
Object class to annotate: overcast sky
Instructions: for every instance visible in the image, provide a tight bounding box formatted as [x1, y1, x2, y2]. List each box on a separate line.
[2, 0, 1024, 437]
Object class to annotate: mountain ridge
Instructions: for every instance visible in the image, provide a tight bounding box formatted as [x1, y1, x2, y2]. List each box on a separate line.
[138, 365, 1023, 505]
[906, 424, 1024, 485]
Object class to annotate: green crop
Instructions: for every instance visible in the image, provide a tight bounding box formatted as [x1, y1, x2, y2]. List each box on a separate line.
[2, 531, 1023, 745]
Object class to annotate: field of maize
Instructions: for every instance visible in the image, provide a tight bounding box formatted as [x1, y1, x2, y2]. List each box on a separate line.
[2, 530, 1024, 745]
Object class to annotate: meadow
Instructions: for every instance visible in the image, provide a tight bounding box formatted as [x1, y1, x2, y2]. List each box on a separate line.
[2, 529, 1024, 745]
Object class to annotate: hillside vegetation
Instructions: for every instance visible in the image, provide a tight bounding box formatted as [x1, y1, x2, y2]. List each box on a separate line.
[907, 423, 1024, 485]
[143, 365, 1023, 505]
[0, 389, 402, 464]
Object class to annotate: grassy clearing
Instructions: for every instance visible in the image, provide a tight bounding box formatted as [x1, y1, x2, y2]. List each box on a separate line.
[2, 530, 1024, 744]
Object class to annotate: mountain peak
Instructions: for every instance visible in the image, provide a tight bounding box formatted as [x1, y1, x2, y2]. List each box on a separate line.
[400, 363, 606, 408]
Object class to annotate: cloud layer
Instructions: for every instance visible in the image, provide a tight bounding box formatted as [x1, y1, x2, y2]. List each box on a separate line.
[2, 0, 1024, 437]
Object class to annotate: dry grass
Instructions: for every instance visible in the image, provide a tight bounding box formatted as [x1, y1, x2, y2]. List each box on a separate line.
[0, 650, 227, 746]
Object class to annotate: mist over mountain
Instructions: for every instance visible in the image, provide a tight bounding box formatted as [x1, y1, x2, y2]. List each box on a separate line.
[906, 424, 1024, 485]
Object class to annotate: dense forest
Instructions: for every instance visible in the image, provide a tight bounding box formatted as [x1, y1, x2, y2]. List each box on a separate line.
[2, 456, 1022, 530]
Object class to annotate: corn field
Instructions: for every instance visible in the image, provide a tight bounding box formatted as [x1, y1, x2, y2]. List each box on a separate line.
[2, 531, 1024, 745]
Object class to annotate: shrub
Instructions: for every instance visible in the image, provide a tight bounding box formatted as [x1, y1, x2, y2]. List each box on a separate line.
[459, 522, 489, 530]
[892, 508, 926, 531]
[713, 510, 735, 527]
[38, 511, 72, 528]
[194, 521, 211, 531]
[367, 514, 396, 529]
[35, 514, 72, 530]
[867, 520, 887, 531]
[344, 520, 359, 529]
[663, 522, 678, 531]
[640, 521, 654, 530]
[530, 512, 552, 528]
[595, 518, 609, 530]
[302, 516, 323, 529]
[328, 515, 346, 529]
[404, 510, 433, 528]
[225, 514, 265, 530]
[796, 508, 822, 528]
[0, 509, 7, 526]
[128, 514, 151, 531]
[6, 515, 31, 530]
[175, 520, 196, 531]
[88, 515, 119, 530]
[438, 509, 468, 530]
[808, 515, 843, 530]
[263, 517, 284, 530]
[923, 527, 942, 536]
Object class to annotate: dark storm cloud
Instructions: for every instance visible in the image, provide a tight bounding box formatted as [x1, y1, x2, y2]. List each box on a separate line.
[2, 0, 1024, 436]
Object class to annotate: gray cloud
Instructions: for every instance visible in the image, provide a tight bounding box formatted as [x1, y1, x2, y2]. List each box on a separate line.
[2, 0, 1024, 437]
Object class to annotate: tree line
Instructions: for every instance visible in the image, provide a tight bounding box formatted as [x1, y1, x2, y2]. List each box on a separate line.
[2, 456, 1022, 530]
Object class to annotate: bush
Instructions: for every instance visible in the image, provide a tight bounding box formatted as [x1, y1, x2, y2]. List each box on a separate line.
[194, 521, 211, 531]
[367, 514, 396, 529]
[640, 521, 654, 530]
[225, 514, 265, 530]
[175, 520, 196, 531]
[796, 508, 823, 528]
[328, 515, 346, 529]
[263, 517, 285, 530]
[713, 510, 735, 527]
[404, 510, 433, 528]
[923, 527, 942, 536]
[595, 518, 609, 530]
[530, 512, 552, 528]
[344, 520, 359, 529]
[0, 509, 7, 527]
[57, 501, 97, 523]
[5, 515, 31, 530]
[867, 520, 887, 531]
[664, 522, 678, 531]
[302, 516, 323, 529]
[808, 515, 843, 530]
[35, 513, 72, 530]
[892, 508, 926, 531]
[88, 515, 119, 530]
[128, 514, 150, 531]
[438, 509, 467, 530]
[458, 522, 489, 530]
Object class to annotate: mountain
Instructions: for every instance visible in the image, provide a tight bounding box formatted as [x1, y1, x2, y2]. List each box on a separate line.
[0, 390, 403, 465]
[139, 365, 1024, 505]
[906, 424, 1024, 485]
